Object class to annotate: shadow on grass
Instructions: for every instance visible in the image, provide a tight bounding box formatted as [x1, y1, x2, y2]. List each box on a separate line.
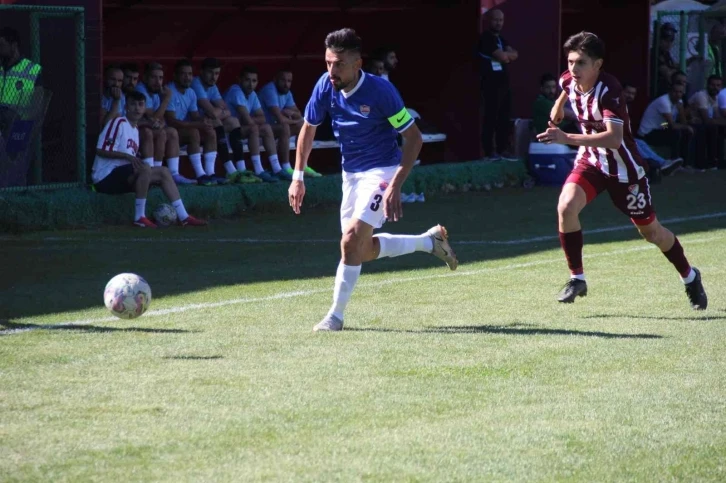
[0, 320, 196, 335]
[346, 323, 663, 339]
[583, 314, 726, 321]
[162, 355, 223, 360]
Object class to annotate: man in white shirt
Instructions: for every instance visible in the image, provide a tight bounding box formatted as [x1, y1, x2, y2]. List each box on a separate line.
[92, 91, 206, 228]
[637, 79, 694, 166]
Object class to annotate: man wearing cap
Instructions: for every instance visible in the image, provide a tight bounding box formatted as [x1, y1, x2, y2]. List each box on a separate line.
[656, 23, 679, 97]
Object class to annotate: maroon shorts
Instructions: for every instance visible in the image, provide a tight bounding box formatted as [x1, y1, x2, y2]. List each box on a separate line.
[565, 162, 656, 226]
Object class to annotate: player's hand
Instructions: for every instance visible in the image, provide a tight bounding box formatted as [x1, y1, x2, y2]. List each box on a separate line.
[550, 104, 565, 125]
[536, 121, 568, 145]
[288, 180, 305, 215]
[162, 86, 172, 98]
[383, 185, 403, 222]
[128, 155, 147, 173]
[110, 87, 122, 101]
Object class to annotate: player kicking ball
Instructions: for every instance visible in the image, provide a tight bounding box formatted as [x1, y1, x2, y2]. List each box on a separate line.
[537, 31, 707, 309]
[288, 28, 458, 332]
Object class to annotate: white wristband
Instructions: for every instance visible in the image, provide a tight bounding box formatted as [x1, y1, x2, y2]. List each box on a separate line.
[292, 169, 305, 181]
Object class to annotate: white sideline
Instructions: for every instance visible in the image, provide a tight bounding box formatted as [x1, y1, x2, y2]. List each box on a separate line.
[20, 210, 726, 246]
[1, 234, 721, 336]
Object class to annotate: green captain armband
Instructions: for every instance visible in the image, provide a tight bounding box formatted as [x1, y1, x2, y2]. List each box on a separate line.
[387, 107, 412, 129]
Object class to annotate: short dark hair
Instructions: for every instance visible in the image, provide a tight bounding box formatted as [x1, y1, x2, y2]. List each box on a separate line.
[275, 68, 292, 77]
[707, 74, 722, 84]
[622, 82, 636, 90]
[372, 45, 395, 61]
[0, 27, 20, 48]
[201, 57, 222, 70]
[563, 31, 605, 60]
[104, 64, 122, 77]
[120, 62, 139, 74]
[126, 91, 146, 104]
[540, 73, 557, 86]
[174, 58, 192, 73]
[671, 70, 687, 83]
[325, 28, 362, 55]
[145, 61, 163, 74]
[240, 65, 258, 77]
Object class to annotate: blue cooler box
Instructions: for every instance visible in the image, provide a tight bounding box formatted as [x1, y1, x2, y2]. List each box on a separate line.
[528, 142, 577, 186]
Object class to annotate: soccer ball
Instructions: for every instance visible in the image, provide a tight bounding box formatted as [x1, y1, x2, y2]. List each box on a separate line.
[104, 273, 152, 319]
[153, 203, 177, 226]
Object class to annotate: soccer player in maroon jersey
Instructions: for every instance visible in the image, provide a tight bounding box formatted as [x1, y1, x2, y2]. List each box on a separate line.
[536, 31, 707, 309]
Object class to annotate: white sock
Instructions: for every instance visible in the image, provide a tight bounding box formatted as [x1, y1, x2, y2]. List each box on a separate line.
[268, 154, 282, 173]
[224, 161, 237, 174]
[189, 153, 206, 178]
[375, 233, 433, 259]
[204, 151, 217, 176]
[281, 162, 292, 171]
[142, 157, 153, 167]
[134, 198, 146, 221]
[251, 154, 264, 174]
[681, 268, 696, 284]
[166, 156, 180, 175]
[571, 273, 586, 281]
[235, 160, 247, 172]
[153, 160, 163, 167]
[171, 198, 188, 221]
[328, 262, 361, 320]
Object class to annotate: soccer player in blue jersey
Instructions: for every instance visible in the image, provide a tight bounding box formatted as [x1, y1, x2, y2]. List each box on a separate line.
[288, 28, 458, 332]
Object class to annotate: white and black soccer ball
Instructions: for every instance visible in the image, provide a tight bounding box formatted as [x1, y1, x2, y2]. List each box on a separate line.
[104, 273, 152, 319]
[153, 203, 177, 227]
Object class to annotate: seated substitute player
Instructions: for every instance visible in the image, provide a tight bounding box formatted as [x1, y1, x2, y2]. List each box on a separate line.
[288, 28, 458, 332]
[164, 59, 220, 186]
[537, 31, 707, 309]
[259, 69, 303, 175]
[92, 91, 206, 227]
[191, 57, 254, 184]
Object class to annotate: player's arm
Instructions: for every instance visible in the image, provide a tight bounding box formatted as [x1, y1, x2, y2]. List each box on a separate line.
[283, 105, 302, 120]
[211, 98, 232, 119]
[251, 108, 267, 125]
[197, 98, 219, 120]
[288, 120, 316, 214]
[662, 111, 692, 131]
[95, 148, 137, 163]
[268, 105, 296, 125]
[234, 104, 256, 126]
[550, 90, 569, 124]
[153, 86, 173, 121]
[389, 122, 423, 190]
[164, 110, 207, 130]
[538, 120, 623, 150]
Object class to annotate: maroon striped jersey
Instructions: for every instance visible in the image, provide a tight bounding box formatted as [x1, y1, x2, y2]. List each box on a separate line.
[560, 70, 647, 184]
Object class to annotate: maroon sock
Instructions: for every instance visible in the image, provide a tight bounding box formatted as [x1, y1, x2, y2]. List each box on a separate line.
[559, 230, 584, 275]
[663, 237, 692, 278]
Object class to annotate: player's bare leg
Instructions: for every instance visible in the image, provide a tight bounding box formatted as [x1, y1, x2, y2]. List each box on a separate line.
[147, 167, 206, 226]
[313, 219, 458, 332]
[138, 127, 156, 168]
[178, 127, 211, 185]
[163, 126, 194, 184]
[264, 123, 292, 180]
[557, 182, 589, 303]
[636, 218, 707, 310]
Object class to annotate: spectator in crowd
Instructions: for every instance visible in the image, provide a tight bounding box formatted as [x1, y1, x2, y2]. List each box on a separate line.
[259, 69, 302, 176]
[372, 45, 398, 82]
[365, 57, 385, 77]
[623, 83, 683, 176]
[191, 57, 257, 184]
[135, 62, 195, 185]
[655, 22, 679, 97]
[690, 74, 726, 170]
[92, 91, 206, 227]
[532, 73, 578, 135]
[121, 62, 140, 95]
[164, 59, 219, 186]
[101, 65, 125, 127]
[477, 8, 518, 160]
[637, 75, 694, 169]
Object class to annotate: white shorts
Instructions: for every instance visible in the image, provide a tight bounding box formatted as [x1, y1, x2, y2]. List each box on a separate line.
[340, 165, 399, 233]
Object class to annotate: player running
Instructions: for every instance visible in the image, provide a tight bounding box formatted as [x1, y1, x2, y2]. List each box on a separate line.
[537, 31, 707, 309]
[288, 28, 458, 332]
